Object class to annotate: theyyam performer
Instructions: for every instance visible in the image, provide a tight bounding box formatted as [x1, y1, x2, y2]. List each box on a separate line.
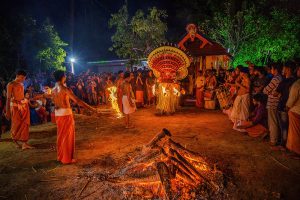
[44, 70, 97, 164]
[147, 44, 191, 114]
[5, 70, 33, 150]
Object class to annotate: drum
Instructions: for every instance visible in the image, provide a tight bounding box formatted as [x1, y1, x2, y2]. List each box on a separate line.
[216, 86, 232, 109]
[204, 98, 216, 109]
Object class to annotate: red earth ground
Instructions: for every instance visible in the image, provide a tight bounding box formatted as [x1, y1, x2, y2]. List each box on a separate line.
[0, 107, 300, 200]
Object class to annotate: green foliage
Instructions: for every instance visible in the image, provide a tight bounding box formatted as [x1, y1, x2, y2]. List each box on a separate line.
[109, 4, 167, 65]
[201, 2, 300, 67]
[36, 19, 68, 71]
[0, 16, 67, 73]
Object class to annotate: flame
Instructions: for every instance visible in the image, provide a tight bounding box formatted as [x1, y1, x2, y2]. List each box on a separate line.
[162, 86, 167, 96]
[107, 86, 123, 118]
[173, 87, 180, 96]
[152, 85, 156, 96]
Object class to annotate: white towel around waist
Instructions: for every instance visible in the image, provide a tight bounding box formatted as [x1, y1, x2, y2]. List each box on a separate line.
[55, 108, 73, 116]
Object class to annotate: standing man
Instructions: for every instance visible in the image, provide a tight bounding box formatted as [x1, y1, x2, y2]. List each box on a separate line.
[230, 68, 251, 132]
[195, 70, 205, 108]
[263, 64, 282, 146]
[51, 70, 97, 164]
[122, 72, 136, 128]
[275, 63, 296, 148]
[5, 70, 33, 149]
[286, 66, 300, 156]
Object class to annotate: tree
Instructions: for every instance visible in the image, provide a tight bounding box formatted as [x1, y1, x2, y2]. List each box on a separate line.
[109, 4, 168, 65]
[0, 16, 68, 73]
[200, 3, 260, 58]
[36, 19, 68, 71]
[234, 9, 300, 66]
[201, 2, 300, 66]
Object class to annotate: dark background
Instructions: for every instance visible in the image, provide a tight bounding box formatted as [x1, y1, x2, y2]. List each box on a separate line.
[1, 0, 299, 62]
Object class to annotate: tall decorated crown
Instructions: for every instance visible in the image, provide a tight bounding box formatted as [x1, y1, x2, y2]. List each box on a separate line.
[147, 43, 191, 82]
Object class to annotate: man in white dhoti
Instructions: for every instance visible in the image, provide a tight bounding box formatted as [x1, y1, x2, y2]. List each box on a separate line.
[122, 72, 136, 128]
[230, 67, 250, 132]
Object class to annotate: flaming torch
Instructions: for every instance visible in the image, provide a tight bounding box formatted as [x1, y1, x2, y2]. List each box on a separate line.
[107, 86, 123, 118]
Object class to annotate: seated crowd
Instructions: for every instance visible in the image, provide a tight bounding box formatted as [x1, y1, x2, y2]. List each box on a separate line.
[216, 62, 300, 157]
[0, 62, 299, 157]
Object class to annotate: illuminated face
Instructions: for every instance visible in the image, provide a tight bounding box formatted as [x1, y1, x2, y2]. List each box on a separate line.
[282, 67, 287, 76]
[271, 68, 277, 75]
[25, 93, 30, 99]
[17, 75, 26, 82]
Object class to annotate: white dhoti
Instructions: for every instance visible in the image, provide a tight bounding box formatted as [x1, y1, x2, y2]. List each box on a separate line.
[230, 93, 250, 124]
[122, 95, 136, 114]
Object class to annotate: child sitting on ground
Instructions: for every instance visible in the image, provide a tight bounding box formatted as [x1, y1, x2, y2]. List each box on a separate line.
[238, 93, 268, 137]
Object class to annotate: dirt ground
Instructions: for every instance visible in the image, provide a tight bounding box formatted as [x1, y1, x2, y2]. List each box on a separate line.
[0, 107, 300, 200]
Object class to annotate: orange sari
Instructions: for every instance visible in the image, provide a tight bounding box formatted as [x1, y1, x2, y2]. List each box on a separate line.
[56, 114, 75, 164]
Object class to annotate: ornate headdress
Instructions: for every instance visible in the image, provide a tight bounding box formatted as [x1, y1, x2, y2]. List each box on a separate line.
[147, 43, 191, 82]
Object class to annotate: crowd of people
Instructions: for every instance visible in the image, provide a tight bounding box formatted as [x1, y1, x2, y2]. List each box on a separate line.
[194, 62, 300, 157]
[0, 61, 299, 158]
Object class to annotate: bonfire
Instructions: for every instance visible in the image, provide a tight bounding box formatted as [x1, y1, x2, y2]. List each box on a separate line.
[110, 129, 226, 199]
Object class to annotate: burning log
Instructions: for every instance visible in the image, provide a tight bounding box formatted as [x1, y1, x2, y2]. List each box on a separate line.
[168, 138, 208, 165]
[173, 165, 196, 186]
[109, 129, 226, 199]
[169, 148, 203, 182]
[169, 156, 199, 184]
[147, 128, 171, 148]
[156, 162, 173, 200]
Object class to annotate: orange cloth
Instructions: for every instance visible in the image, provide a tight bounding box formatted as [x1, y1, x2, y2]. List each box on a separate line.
[135, 91, 144, 103]
[286, 111, 300, 155]
[10, 102, 30, 141]
[56, 114, 75, 164]
[196, 88, 204, 108]
[246, 124, 267, 137]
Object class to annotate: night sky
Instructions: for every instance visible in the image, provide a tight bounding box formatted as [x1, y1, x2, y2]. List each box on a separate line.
[2, 0, 299, 64]
[1, 0, 194, 62]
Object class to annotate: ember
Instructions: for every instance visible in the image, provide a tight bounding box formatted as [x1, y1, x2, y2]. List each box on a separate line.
[110, 129, 226, 199]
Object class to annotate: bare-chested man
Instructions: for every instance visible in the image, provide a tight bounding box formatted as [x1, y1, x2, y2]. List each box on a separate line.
[121, 72, 136, 128]
[49, 70, 97, 164]
[230, 67, 251, 132]
[5, 70, 33, 150]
